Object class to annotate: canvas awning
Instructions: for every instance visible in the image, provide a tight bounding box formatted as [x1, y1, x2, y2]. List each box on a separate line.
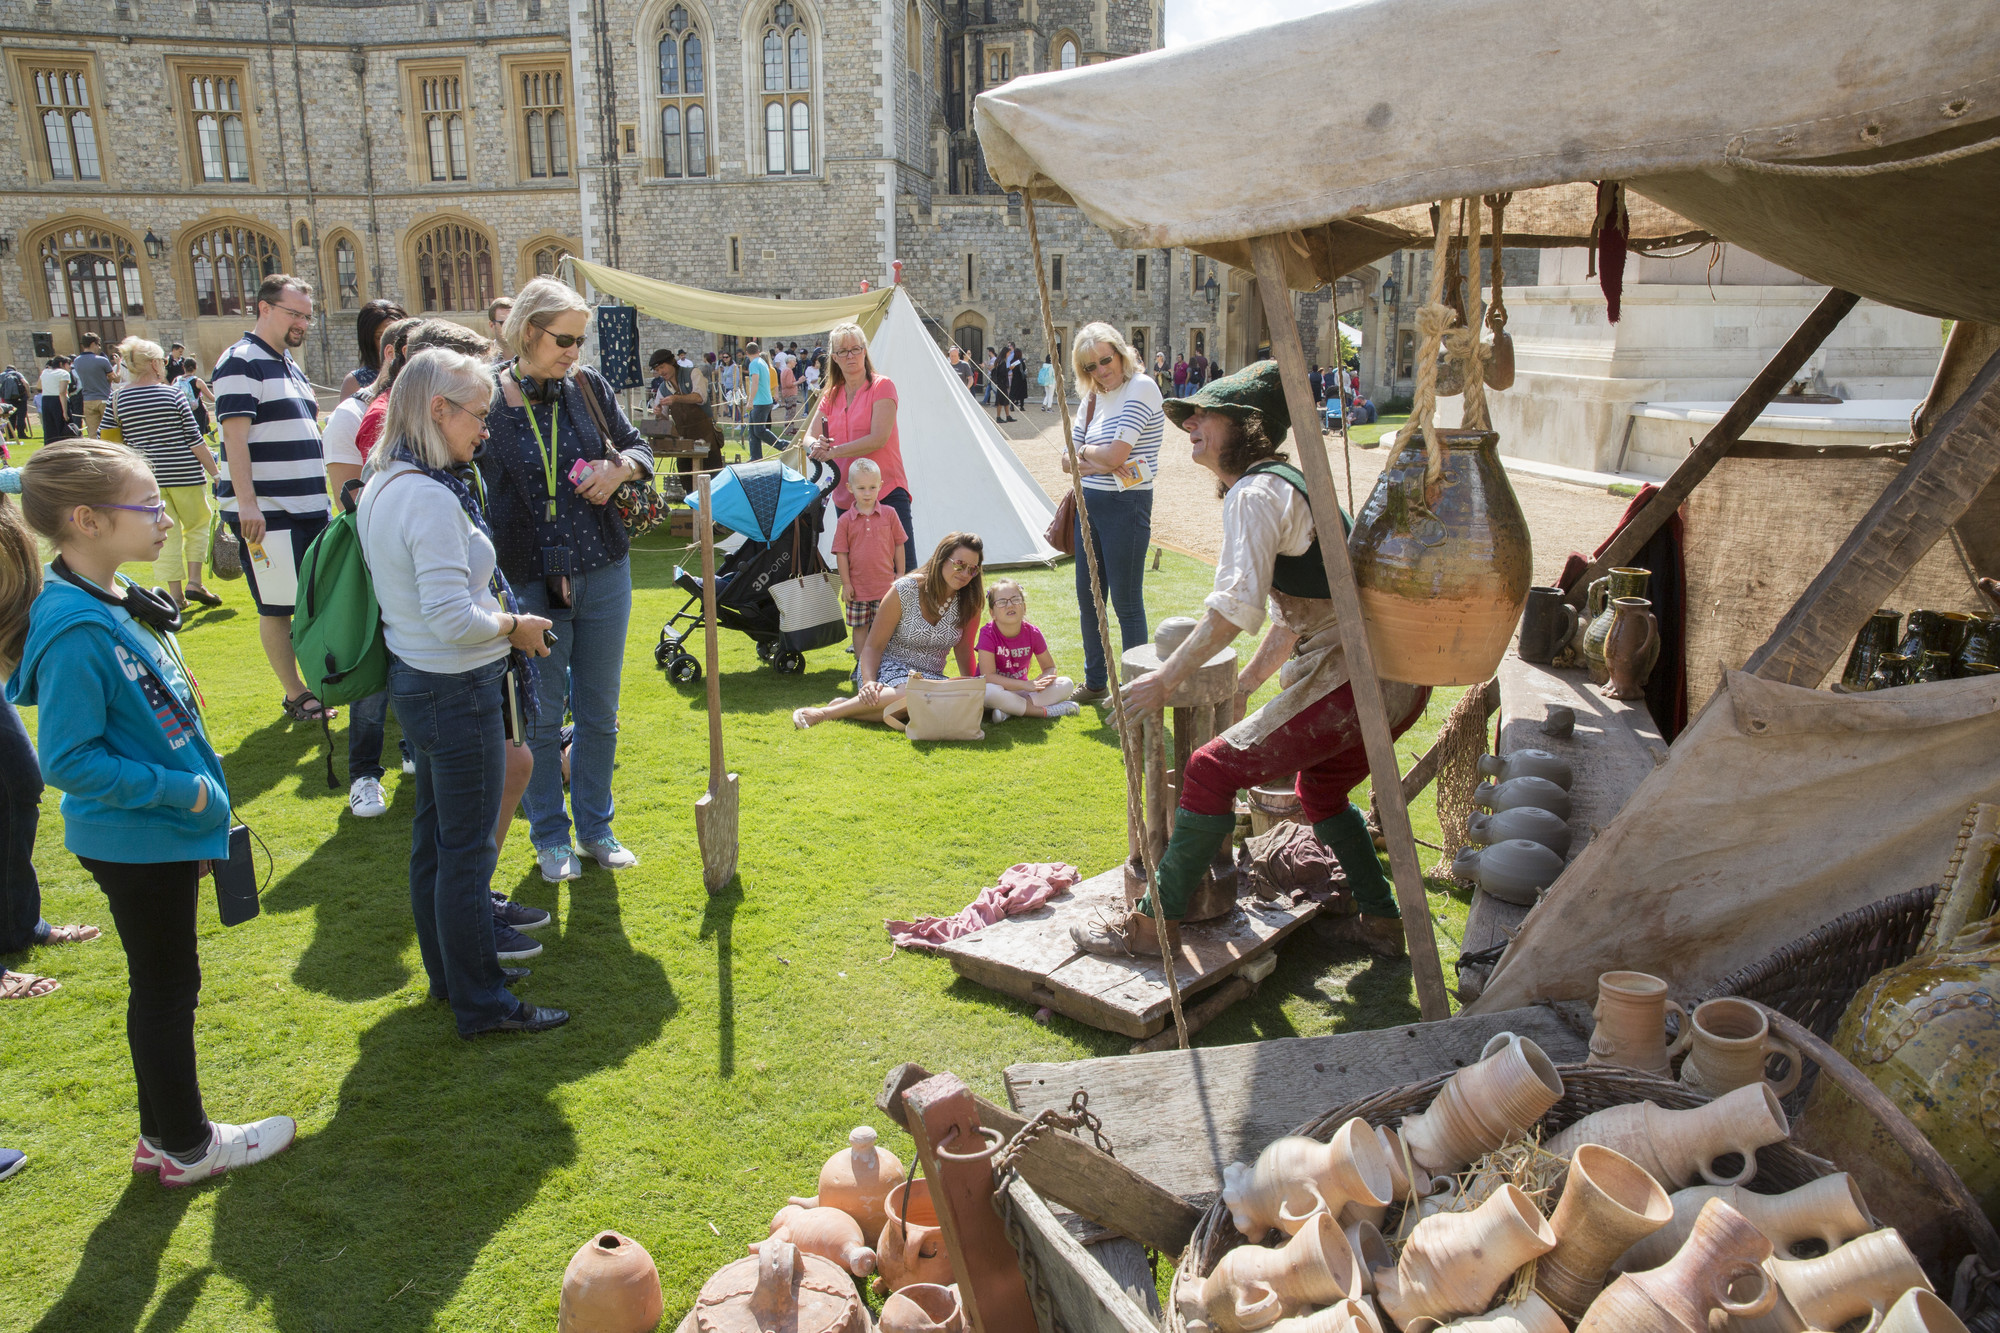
[973, 0, 2000, 321]
[565, 258, 894, 338]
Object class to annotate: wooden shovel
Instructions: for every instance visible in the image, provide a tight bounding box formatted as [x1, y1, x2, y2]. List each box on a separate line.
[694, 472, 738, 894]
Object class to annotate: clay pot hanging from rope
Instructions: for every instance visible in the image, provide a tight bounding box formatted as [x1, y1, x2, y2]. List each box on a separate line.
[1576, 1200, 1776, 1333]
[1587, 971, 1692, 1076]
[791, 1126, 906, 1245]
[560, 1231, 665, 1333]
[1349, 430, 1533, 688]
[1197, 1210, 1365, 1333]
[1376, 1183, 1558, 1330]
[1612, 1175, 1875, 1275]
[766, 1204, 877, 1277]
[1220, 1118, 1397, 1239]
[1399, 1032, 1565, 1176]
[1534, 1144, 1675, 1320]
[682, 1239, 870, 1333]
[1545, 1083, 1791, 1190]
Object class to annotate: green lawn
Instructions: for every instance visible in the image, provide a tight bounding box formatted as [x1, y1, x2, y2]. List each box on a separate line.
[1, 442, 1468, 1331]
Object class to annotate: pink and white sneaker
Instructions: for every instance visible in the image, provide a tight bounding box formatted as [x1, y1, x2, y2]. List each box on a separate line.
[158, 1116, 297, 1187]
[132, 1137, 166, 1174]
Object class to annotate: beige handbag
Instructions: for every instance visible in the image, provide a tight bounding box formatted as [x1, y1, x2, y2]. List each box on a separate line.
[897, 677, 987, 742]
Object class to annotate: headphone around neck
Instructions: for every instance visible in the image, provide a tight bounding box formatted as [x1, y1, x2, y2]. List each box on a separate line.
[513, 364, 563, 404]
[52, 556, 183, 634]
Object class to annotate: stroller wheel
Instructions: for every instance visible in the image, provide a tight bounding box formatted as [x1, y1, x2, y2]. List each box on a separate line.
[755, 639, 776, 662]
[667, 654, 702, 685]
[654, 637, 674, 666]
[774, 650, 806, 675]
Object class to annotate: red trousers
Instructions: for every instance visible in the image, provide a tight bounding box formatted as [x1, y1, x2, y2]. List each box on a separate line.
[1180, 682, 1433, 824]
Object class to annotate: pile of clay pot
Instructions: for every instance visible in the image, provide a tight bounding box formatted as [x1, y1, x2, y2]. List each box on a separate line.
[1177, 1032, 1960, 1333]
[1450, 750, 1574, 907]
[558, 1126, 968, 1333]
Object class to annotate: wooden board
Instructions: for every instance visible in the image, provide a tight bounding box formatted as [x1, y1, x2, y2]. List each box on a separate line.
[939, 867, 1319, 1039]
[1000, 1175, 1160, 1333]
[1003, 1006, 1588, 1208]
[696, 773, 739, 893]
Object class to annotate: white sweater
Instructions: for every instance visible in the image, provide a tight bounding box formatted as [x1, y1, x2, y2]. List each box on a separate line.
[358, 462, 510, 674]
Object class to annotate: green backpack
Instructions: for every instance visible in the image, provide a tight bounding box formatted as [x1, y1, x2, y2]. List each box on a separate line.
[291, 503, 391, 707]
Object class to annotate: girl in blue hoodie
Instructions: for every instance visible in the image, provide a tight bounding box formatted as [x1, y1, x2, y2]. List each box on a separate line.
[3, 440, 294, 1186]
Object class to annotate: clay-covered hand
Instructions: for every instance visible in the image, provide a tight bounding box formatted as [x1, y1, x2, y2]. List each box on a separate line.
[1122, 670, 1168, 716]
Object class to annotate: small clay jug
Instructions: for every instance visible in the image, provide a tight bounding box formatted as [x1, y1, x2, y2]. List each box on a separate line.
[1582, 567, 1651, 683]
[1881, 1289, 1972, 1333]
[1544, 1083, 1790, 1190]
[1376, 1183, 1558, 1328]
[1220, 1118, 1395, 1238]
[687, 1239, 870, 1333]
[1344, 1220, 1392, 1294]
[1576, 1199, 1776, 1333]
[1473, 775, 1573, 821]
[1768, 1227, 1932, 1331]
[875, 1177, 953, 1295]
[1400, 1031, 1565, 1175]
[1612, 1175, 1874, 1275]
[1259, 1297, 1384, 1333]
[1423, 1294, 1567, 1333]
[1896, 609, 1943, 663]
[767, 1203, 877, 1276]
[1199, 1210, 1363, 1333]
[1476, 749, 1574, 790]
[1679, 998, 1802, 1099]
[1955, 616, 2000, 677]
[560, 1231, 665, 1333]
[879, 1283, 965, 1333]
[1469, 806, 1572, 856]
[1535, 1144, 1674, 1320]
[1843, 610, 1903, 690]
[1603, 597, 1660, 701]
[1871, 652, 1913, 689]
[1916, 649, 1953, 683]
[792, 1126, 906, 1244]
[1518, 587, 1579, 665]
[1451, 839, 1566, 906]
[1587, 970, 1692, 1076]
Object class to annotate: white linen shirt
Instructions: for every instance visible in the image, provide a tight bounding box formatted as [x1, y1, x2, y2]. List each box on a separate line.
[1204, 472, 1317, 635]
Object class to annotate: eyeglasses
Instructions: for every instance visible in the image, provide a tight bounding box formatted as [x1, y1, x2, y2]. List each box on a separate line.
[1089, 354, 1117, 370]
[947, 558, 981, 574]
[89, 501, 168, 520]
[535, 329, 587, 349]
[833, 345, 866, 357]
[271, 303, 314, 323]
[992, 595, 1025, 608]
[446, 401, 491, 424]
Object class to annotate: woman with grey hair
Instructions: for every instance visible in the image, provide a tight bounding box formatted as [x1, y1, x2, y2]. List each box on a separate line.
[358, 348, 564, 1038]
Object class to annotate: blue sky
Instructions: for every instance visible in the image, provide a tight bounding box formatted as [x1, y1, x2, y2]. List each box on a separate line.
[1165, 0, 1355, 47]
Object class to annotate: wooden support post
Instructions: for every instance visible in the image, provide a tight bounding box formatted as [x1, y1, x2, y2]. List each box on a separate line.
[1747, 346, 2000, 685]
[1569, 288, 1861, 606]
[902, 1072, 1039, 1333]
[1249, 235, 1451, 1022]
[1143, 714, 1168, 866]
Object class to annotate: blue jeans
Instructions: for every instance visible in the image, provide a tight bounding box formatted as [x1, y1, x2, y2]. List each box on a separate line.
[1073, 487, 1154, 691]
[389, 656, 514, 1033]
[0, 695, 45, 954]
[835, 486, 918, 576]
[512, 557, 631, 851]
[747, 403, 774, 459]
[347, 689, 413, 783]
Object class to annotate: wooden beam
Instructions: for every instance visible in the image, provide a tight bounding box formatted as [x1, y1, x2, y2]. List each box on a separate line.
[998, 1175, 1160, 1333]
[1249, 235, 1451, 1022]
[1747, 346, 2000, 684]
[1932, 323, 2000, 579]
[1569, 288, 1861, 606]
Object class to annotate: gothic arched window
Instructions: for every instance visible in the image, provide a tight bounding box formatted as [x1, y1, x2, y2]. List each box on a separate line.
[759, 2, 813, 174]
[656, 5, 709, 177]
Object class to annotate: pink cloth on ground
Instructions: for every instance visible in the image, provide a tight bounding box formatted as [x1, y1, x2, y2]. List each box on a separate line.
[885, 861, 1082, 952]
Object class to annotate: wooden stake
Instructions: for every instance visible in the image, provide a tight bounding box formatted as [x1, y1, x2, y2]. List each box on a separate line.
[1249, 234, 1451, 1022]
[694, 473, 738, 894]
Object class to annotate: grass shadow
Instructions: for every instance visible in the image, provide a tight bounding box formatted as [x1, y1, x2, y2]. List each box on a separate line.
[698, 880, 742, 1078]
[31, 1177, 198, 1333]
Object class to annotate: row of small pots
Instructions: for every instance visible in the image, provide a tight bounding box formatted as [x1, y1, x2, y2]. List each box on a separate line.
[1842, 607, 1999, 690]
[1453, 751, 1574, 906]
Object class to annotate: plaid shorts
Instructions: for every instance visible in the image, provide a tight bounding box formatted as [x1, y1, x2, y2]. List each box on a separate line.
[845, 598, 881, 629]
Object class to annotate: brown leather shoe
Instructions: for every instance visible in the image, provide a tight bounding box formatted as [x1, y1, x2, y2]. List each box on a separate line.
[1318, 911, 1407, 958]
[1070, 909, 1182, 958]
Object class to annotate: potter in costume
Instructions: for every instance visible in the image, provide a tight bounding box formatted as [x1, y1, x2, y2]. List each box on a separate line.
[1072, 363, 1431, 959]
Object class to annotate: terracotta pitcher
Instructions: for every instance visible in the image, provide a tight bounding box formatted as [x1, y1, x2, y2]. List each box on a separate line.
[1420, 1294, 1566, 1333]
[1376, 1183, 1557, 1329]
[1469, 807, 1573, 856]
[1768, 1228, 1932, 1331]
[879, 1283, 965, 1333]
[1199, 1210, 1363, 1333]
[1582, 567, 1651, 682]
[1262, 1298, 1384, 1333]
[1881, 1289, 1972, 1333]
[1476, 749, 1574, 790]
[1680, 999, 1802, 1099]
[875, 1177, 953, 1295]
[1588, 971, 1693, 1076]
[1401, 1031, 1565, 1175]
[1613, 1175, 1875, 1274]
[1576, 1199, 1776, 1333]
[684, 1239, 870, 1333]
[767, 1203, 877, 1276]
[1545, 1083, 1790, 1190]
[1222, 1118, 1395, 1238]
[1535, 1145, 1674, 1320]
[793, 1125, 906, 1244]
[560, 1231, 665, 1333]
[1348, 429, 1533, 687]
[1603, 597, 1660, 701]
[1472, 775, 1573, 821]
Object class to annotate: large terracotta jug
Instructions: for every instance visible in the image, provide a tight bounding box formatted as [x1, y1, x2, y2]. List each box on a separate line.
[1576, 1200, 1776, 1333]
[1588, 971, 1692, 1076]
[683, 1240, 870, 1333]
[1376, 1183, 1557, 1329]
[1611, 1175, 1875, 1275]
[793, 1126, 906, 1244]
[561, 1231, 665, 1333]
[1535, 1144, 1674, 1320]
[1220, 1119, 1395, 1238]
[1198, 1210, 1363, 1333]
[1544, 1083, 1790, 1190]
[1602, 597, 1660, 701]
[875, 1177, 954, 1295]
[1400, 1031, 1565, 1175]
[1349, 429, 1533, 687]
[1581, 567, 1651, 683]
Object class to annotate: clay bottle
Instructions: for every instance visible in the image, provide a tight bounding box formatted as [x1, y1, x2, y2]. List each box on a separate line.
[1768, 1228, 1932, 1330]
[1220, 1118, 1395, 1238]
[687, 1238, 870, 1333]
[1603, 597, 1660, 701]
[1199, 1210, 1362, 1333]
[1534, 1144, 1674, 1320]
[1544, 1083, 1790, 1190]
[1613, 1175, 1875, 1276]
[793, 1125, 906, 1245]
[1476, 750, 1574, 790]
[768, 1203, 877, 1276]
[1472, 775, 1574, 821]
[1468, 806, 1573, 856]
[559, 1231, 665, 1333]
[1376, 1183, 1557, 1329]
[1576, 1199, 1776, 1333]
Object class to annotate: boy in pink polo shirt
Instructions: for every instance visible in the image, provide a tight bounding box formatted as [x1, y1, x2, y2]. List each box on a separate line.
[830, 457, 907, 641]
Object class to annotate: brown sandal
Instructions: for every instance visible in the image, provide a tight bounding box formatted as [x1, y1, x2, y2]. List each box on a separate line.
[40, 923, 99, 945]
[0, 970, 60, 999]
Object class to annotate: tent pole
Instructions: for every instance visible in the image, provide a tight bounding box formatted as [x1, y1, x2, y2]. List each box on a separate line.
[1249, 234, 1452, 1022]
[1025, 196, 1189, 1051]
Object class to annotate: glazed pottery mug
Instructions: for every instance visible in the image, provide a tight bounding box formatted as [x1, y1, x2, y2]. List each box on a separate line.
[1679, 998, 1801, 1098]
[1519, 587, 1579, 664]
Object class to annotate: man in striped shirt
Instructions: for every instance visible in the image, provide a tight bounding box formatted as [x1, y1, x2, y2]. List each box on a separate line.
[214, 273, 336, 721]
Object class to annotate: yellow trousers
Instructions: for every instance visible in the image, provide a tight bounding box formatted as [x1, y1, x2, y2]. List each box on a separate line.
[157, 484, 212, 584]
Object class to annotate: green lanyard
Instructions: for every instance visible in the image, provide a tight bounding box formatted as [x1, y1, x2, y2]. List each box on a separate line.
[514, 368, 561, 522]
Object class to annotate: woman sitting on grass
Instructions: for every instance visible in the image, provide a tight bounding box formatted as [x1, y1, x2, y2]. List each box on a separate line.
[793, 532, 983, 730]
[978, 578, 1079, 723]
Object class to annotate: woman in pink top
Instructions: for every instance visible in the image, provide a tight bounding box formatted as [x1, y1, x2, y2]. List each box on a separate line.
[806, 321, 916, 570]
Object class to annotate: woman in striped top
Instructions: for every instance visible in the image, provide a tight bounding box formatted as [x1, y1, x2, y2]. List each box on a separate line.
[1062, 322, 1163, 702]
[106, 337, 221, 608]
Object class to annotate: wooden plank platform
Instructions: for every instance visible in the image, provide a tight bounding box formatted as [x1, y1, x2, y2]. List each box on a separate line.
[1457, 651, 1666, 996]
[1004, 1005, 1589, 1210]
[939, 866, 1320, 1039]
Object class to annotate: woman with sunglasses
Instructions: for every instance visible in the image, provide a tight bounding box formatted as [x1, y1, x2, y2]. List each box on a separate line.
[792, 533, 983, 730]
[1062, 322, 1163, 704]
[481, 278, 655, 885]
[805, 321, 917, 571]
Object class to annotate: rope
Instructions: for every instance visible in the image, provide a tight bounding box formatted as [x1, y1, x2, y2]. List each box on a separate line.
[1409, 204, 1456, 492]
[1024, 196, 1189, 1052]
[1454, 197, 1492, 433]
[1431, 684, 1492, 880]
[1723, 127, 2000, 177]
[1485, 192, 1511, 340]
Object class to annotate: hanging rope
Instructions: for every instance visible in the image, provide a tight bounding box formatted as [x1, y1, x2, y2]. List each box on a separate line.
[1322, 225, 1356, 515]
[1023, 196, 1189, 1051]
[1454, 197, 1493, 433]
[1408, 204, 1457, 493]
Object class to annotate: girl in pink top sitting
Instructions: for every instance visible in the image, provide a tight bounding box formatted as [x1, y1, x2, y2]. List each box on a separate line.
[805, 321, 917, 572]
[978, 579, 1079, 723]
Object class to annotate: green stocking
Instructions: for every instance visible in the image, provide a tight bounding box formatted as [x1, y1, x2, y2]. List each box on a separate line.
[1315, 803, 1398, 917]
[1134, 810, 1238, 921]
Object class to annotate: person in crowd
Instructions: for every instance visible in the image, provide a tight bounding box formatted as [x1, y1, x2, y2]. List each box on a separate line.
[170, 357, 216, 442]
[994, 344, 1022, 424]
[3, 439, 296, 1177]
[981, 349, 999, 407]
[164, 343, 193, 382]
[337, 300, 409, 403]
[1153, 351, 1173, 395]
[1063, 322, 1163, 705]
[978, 579, 1079, 723]
[1173, 353, 1190, 400]
[486, 296, 515, 362]
[718, 350, 740, 424]
[1188, 348, 1208, 389]
[806, 321, 917, 571]
[1038, 355, 1056, 412]
[72, 334, 113, 438]
[39, 357, 75, 443]
[652, 347, 719, 490]
[949, 346, 976, 397]
[792, 532, 983, 730]
[0, 365, 28, 444]
[1308, 363, 1325, 406]
[830, 457, 906, 645]
[1073, 363, 1430, 960]
[357, 350, 565, 1036]
[485, 277, 655, 883]
[345, 318, 424, 469]
[103, 338, 222, 610]
[803, 354, 821, 401]
[778, 349, 801, 429]
[742, 339, 776, 460]
[646, 349, 675, 405]
[214, 273, 336, 725]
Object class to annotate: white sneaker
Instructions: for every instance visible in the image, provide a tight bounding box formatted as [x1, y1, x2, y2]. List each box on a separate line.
[990, 708, 1009, 724]
[348, 776, 387, 818]
[158, 1116, 297, 1187]
[538, 846, 584, 882]
[1045, 701, 1081, 718]
[580, 836, 638, 870]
